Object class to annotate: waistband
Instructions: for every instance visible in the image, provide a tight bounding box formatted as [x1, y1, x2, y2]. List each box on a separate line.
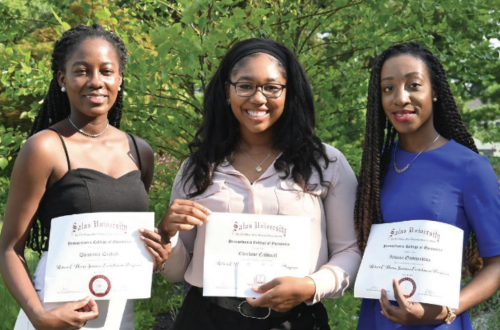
[195, 287, 297, 319]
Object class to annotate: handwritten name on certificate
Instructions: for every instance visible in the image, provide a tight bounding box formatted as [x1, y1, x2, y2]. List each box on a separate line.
[203, 212, 311, 298]
[354, 220, 463, 308]
[44, 212, 155, 303]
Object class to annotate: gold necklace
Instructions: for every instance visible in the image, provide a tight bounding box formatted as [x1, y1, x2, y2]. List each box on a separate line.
[237, 140, 272, 173]
[393, 134, 440, 174]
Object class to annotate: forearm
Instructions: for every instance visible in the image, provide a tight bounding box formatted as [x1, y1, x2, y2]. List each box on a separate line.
[159, 233, 191, 282]
[0, 248, 47, 326]
[457, 256, 500, 315]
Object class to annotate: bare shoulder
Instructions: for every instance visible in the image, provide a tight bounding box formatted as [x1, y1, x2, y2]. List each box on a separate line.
[17, 130, 64, 171]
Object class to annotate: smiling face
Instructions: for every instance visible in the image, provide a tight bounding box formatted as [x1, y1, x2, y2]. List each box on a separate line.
[58, 38, 122, 118]
[380, 54, 436, 137]
[227, 53, 287, 137]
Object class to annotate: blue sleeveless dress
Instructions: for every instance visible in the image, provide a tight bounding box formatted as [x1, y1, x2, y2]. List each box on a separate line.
[357, 140, 500, 330]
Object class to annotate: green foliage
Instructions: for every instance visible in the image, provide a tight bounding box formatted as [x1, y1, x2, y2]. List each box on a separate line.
[134, 278, 185, 329]
[324, 290, 360, 330]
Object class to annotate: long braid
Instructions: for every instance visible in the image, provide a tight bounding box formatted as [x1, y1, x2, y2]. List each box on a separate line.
[27, 24, 128, 254]
[355, 42, 481, 277]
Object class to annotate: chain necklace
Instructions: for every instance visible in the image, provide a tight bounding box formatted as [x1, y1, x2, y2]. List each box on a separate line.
[393, 134, 440, 174]
[237, 140, 272, 173]
[68, 116, 109, 138]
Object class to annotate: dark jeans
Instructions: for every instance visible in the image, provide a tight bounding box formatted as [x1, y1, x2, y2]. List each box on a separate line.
[172, 286, 331, 330]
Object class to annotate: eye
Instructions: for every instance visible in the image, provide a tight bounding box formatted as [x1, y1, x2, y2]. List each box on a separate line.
[237, 83, 254, 90]
[409, 82, 421, 89]
[263, 84, 281, 92]
[101, 69, 114, 75]
[382, 85, 393, 92]
[75, 69, 87, 74]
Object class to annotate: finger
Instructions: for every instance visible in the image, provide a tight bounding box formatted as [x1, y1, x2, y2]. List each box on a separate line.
[73, 297, 91, 311]
[380, 289, 396, 316]
[171, 213, 207, 227]
[173, 199, 212, 216]
[392, 279, 408, 308]
[252, 278, 279, 293]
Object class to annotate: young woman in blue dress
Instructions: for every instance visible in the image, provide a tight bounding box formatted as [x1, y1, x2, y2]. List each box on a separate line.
[354, 42, 500, 329]
[0, 24, 170, 329]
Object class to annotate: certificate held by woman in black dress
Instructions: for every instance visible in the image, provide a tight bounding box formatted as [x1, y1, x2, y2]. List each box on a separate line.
[43, 212, 155, 302]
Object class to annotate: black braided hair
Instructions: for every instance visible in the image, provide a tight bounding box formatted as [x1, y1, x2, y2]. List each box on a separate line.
[354, 42, 481, 277]
[27, 24, 128, 254]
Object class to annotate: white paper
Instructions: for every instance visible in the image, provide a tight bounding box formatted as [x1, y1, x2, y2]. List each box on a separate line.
[44, 212, 154, 302]
[354, 220, 463, 309]
[203, 212, 311, 297]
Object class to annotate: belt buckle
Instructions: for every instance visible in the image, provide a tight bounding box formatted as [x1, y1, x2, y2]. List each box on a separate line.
[238, 301, 271, 319]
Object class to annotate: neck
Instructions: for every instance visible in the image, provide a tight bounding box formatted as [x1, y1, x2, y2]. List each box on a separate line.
[397, 124, 440, 153]
[68, 112, 109, 136]
[238, 130, 274, 153]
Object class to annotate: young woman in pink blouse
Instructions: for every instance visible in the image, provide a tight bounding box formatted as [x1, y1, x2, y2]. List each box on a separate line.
[158, 38, 361, 329]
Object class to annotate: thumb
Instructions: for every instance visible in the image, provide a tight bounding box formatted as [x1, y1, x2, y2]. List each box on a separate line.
[252, 278, 278, 293]
[73, 296, 91, 310]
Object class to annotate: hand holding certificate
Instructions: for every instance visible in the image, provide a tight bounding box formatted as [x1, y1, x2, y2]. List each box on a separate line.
[44, 212, 155, 302]
[354, 220, 463, 309]
[203, 212, 311, 298]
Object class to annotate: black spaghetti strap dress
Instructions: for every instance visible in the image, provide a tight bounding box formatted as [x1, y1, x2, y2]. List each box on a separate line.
[14, 128, 149, 330]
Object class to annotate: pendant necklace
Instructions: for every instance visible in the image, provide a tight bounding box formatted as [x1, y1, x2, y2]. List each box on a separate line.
[68, 116, 109, 138]
[393, 134, 440, 174]
[237, 140, 272, 173]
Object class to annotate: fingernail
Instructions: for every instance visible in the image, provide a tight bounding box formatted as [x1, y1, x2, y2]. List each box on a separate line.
[140, 236, 145, 240]
[139, 228, 144, 233]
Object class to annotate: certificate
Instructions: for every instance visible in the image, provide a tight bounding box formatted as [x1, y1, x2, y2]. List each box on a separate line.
[203, 212, 311, 298]
[354, 220, 463, 308]
[44, 212, 154, 302]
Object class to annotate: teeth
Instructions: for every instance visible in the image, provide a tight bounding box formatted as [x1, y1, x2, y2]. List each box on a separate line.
[87, 96, 104, 99]
[246, 110, 267, 117]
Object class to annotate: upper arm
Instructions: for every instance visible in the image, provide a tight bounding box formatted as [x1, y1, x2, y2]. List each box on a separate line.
[463, 156, 500, 257]
[323, 149, 359, 254]
[0, 133, 56, 254]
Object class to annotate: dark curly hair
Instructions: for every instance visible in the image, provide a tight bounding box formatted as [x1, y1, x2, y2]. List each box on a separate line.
[184, 38, 332, 197]
[27, 24, 128, 253]
[354, 42, 480, 276]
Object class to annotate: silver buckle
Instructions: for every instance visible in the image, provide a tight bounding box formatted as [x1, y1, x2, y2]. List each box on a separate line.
[237, 301, 271, 319]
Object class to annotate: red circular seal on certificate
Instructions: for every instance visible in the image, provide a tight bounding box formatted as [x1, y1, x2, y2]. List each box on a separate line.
[398, 277, 416, 298]
[89, 275, 111, 297]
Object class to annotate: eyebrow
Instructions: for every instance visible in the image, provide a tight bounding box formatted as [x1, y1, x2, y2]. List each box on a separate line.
[381, 71, 425, 82]
[71, 61, 116, 67]
[235, 75, 282, 83]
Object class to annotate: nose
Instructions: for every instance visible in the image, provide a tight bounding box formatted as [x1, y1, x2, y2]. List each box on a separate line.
[250, 86, 267, 104]
[394, 86, 410, 105]
[88, 69, 104, 89]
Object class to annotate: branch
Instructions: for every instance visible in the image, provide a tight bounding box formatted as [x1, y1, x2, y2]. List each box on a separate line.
[271, 1, 364, 26]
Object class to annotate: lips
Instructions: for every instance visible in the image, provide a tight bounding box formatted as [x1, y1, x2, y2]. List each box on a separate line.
[85, 94, 107, 104]
[392, 110, 415, 121]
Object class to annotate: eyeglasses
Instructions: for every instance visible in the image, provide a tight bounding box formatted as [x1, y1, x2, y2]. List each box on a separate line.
[228, 81, 286, 98]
